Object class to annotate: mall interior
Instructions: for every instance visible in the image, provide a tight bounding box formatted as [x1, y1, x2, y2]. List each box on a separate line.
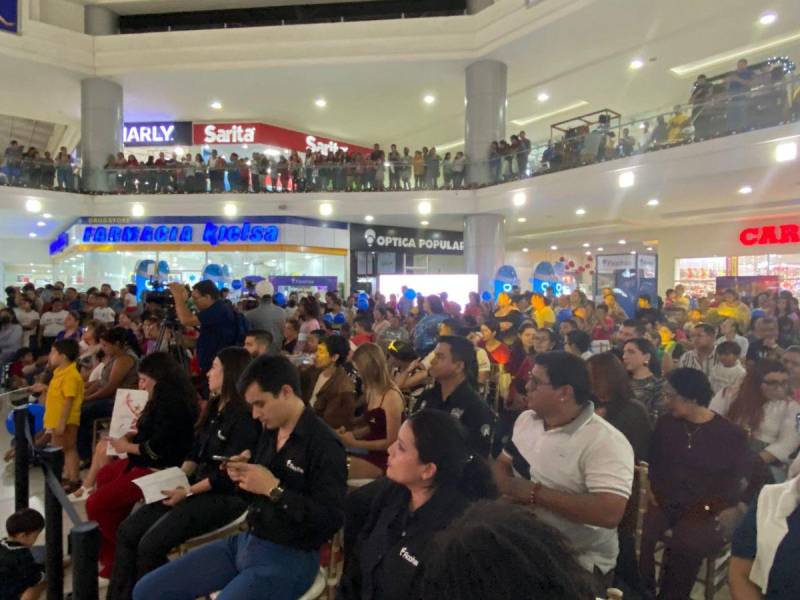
[1, 0, 800, 599]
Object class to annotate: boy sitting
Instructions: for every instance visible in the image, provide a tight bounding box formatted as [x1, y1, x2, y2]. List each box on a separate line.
[0, 508, 45, 600]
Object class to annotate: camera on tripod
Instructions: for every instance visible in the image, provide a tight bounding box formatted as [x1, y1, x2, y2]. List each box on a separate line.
[143, 278, 180, 327]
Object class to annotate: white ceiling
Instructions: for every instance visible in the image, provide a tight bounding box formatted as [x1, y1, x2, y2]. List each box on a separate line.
[72, 0, 382, 16]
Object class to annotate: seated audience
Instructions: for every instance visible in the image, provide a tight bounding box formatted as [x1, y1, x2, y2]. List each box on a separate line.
[243, 330, 272, 358]
[622, 337, 665, 421]
[304, 335, 356, 430]
[709, 340, 746, 394]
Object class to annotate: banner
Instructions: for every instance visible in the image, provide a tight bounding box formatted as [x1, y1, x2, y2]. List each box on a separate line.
[350, 223, 464, 256]
[0, 0, 18, 34]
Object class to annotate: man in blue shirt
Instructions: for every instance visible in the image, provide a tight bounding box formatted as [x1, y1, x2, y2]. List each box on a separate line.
[727, 58, 755, 133]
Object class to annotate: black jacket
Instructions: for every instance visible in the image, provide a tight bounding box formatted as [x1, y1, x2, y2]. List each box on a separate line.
[129, 397, 197, 470]
[0, 538, 43, 600]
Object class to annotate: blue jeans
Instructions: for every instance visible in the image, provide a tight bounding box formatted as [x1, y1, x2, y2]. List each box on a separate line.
[133, 532, 319, 600]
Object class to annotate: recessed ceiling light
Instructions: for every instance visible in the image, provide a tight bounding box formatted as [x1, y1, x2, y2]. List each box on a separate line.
[210, 101, 222, 110]
[630, 250, 637, 255]
[25, 199, 42, 213]
[43, 213, 52, 219]
[618, 171, 635, 188]
[223, 202, 237, 217]
[28, 232, 37, 238]
[365, 215, 374, 222]
[36, 221, 45, 227]
[575, 208, 586, 216]
[597, 247, 604, 252]
[585, 250, 592, 256]
[646, 246, 654, 251]
[537, 92, 550, 103]
[512, 192, 526, 207]
[319, 202, 333, 216]
[775, 141, 797, 162]
[738, 185, 753, 195]
[315, 98, 327, 108]
[522, 247, 529, 253]
[420, 220, 429, 226]
[550, 245, 558, 250]
[582, 243, 590, 247]
[423, 94, 436, 105]
[647, 198, 660, 206]
[517, 217, 527, 223]
[629, 58, 645, 70]
[418, 201, 432, 215]
[131, 203, 145, 217]
[759, 12, 777, 26]
[618, 239, 627, 245]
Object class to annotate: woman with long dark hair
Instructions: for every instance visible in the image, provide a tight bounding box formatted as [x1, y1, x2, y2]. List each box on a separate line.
[337, 410, 498, 600]
[86, 352, 198, 580]
[622, 338, 665, 421]
[108, 347, 260, 599]
[710, 359, 800, 481]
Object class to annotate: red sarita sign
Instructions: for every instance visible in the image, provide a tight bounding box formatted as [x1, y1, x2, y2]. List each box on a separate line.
[739, 224, 800, 246]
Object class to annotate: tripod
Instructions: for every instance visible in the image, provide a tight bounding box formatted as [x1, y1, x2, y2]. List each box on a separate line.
[154, 311, 190, 372]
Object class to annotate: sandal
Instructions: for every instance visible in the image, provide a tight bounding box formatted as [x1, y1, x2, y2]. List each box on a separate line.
[68, 485, 94, 501]
[62, 480, 82, 495]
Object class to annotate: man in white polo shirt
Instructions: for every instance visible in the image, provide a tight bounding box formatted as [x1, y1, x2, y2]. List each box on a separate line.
[493, 351, 634, 594]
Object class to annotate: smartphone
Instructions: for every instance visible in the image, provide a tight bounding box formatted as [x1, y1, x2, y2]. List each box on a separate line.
[212, 455, 233, 462]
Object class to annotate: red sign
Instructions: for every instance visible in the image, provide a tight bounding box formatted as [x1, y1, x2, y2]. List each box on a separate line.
[739, 224, 800, 246]
[192, 122, 372, 155]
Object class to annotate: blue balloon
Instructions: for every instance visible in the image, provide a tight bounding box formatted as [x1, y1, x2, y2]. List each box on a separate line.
[274, 292, 286, 307]
[5, 404, 45, 436]
[357, 299, 369, 311]
[481, 291, 492, 302]
[358, 292, 368, 302]
[556, 308, 573, 323]
[323, 313, 334, 324]
[231, 279, 243, 291]
[404, 288, 416, 301]
[334, 313, 347, 325]
[751, 309, 766, 319]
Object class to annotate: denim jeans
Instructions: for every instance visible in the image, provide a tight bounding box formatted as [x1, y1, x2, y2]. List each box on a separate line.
[132, 532, 319, 600]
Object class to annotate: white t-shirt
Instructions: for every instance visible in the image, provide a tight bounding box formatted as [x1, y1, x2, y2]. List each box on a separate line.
[40, 310, 68, 337]
[709, 362, 746, 395]
[93, 306, 116, 324]
[14, 308, 39, 346]
[503, 403, 634, 574]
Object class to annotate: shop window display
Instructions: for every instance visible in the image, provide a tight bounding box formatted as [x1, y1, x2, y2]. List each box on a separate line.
[675, 254, 800, 296]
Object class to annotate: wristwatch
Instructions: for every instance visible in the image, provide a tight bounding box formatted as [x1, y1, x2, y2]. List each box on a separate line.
[267, 482, 285, 502]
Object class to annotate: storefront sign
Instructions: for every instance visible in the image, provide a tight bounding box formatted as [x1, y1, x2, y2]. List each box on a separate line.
[193, 122, 372, 155]
[269, 276, 338, 293]
[350, 224, 463, 255]
[0, 0, 18, 35]
[123, 122, 193, 147]
[739, 224, 800, 246]
[596, 255, 637, 272]
[78, 222, 280, 247]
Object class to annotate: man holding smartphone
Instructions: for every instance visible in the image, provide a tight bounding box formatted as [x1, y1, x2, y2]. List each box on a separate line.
[133, 355, 347, 600]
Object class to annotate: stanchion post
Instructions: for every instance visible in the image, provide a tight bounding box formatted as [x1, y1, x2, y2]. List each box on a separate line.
[13, 405, 30, 511]
[69, 522, 100, 600]
[41, 447, 65, 600]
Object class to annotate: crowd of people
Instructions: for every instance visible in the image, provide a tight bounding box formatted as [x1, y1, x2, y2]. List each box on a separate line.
[2, 277, 800, 600]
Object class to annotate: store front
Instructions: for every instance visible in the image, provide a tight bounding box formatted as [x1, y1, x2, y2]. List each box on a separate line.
[50, 216, 348, 293]
[349, 223, 465, 294]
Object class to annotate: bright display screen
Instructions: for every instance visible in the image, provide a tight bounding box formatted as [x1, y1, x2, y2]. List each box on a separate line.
[378, 274, 478, 308]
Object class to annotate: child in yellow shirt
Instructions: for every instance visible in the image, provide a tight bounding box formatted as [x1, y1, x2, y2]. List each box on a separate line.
[44, 339, 84, 491]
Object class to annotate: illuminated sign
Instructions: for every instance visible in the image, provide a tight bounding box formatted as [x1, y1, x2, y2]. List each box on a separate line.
[49, 232, 69, 256]
[739, 224, 800, 246]
[79, 222, 280, 247]
[203, 124, 257, 145]
[123, 122, 192, 147]
[193, 122, 371, 155]
[305, 135, 348, 155]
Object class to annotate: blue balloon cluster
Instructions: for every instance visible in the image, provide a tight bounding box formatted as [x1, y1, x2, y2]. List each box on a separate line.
[334, 313, 347, 325]
[323, 313, 335, 325]
[5, 404, 45, 436]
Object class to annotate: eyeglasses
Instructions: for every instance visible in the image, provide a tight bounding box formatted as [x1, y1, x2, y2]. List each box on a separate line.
[762, 379, 790, 388]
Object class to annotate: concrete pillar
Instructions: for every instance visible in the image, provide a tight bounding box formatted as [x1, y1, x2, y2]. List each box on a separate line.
[464, 214, 505, 295]
[85, 5, 119, 35]
[467, 0, 494, 14]
[465, 60, 507, 186]
[81, 78, 123, 192]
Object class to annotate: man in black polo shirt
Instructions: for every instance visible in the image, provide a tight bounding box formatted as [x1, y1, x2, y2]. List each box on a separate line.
[133, 355, 347, 600]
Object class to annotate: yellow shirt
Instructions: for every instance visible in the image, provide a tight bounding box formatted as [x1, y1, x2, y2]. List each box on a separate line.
[44, 362, 85, 429]
[534, 306, 556, 330]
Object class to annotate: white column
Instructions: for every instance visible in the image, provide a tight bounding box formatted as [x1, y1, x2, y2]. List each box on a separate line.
[85, 5, 119, 35]
[81, 78, 123, 192]
[464, 214, 505, 295]
[467, 0, 493, 14]
[465, 60, 507, 186]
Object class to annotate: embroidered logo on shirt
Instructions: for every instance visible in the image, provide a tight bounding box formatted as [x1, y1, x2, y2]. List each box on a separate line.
[450, 408, 464, 419]
[285, 459, 305, 474]
[399, 546, 419, 567]
[481, 424, 491, 438]
[216, 430, 228, 441]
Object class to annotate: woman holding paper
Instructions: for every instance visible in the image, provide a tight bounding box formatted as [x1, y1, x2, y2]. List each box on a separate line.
[86, 352, 198, 581]
[107, 347, 260, 600]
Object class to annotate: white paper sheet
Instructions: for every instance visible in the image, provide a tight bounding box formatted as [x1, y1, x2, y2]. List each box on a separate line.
[106, 388, 149, 457]
[132, 467, 191, 504]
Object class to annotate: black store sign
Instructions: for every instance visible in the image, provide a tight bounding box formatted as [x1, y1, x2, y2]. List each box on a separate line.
[350, 224, 464, 255]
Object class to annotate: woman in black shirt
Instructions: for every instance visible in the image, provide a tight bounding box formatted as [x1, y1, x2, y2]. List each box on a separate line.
[86, 352, 199, 581]
[107, 347, 259, 600]
[338, 410, 498, 600]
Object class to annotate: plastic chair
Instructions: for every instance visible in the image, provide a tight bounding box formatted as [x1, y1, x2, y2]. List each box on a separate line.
[176, 512, 248, 556]
[298, 568, 327, 600]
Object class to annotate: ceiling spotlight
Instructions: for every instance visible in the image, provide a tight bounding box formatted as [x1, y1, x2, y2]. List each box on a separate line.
[420, 220, 429, 226]
[550, 245, 558, 250]
[36, 221, 45, 227]
[25, 199, 42, 213]
[618, 239, 627, 245]
[319, 202, 333, 216]
[582, 243, 590, 247]
[28, 233, 37, 238]
[210, 101, 222, 110]
[629, 58, 645, 70]
[423, 94, 436, 105]
[575, 208, 586, 216]
[646, 247, 654, 251]
[630, 250, 637, 255]
[597, 247, 604, 252]
[759, 12, 777, 26]
[537, 92, 550, 103]
[43, 213, 52, 219]
[512, 192, 526, 207]
[223, 202, 237, 217]
[647, 198, 660, 206]
[618, 171, 635, 188]
[585, 250, 592, 256]
[131, 203, 145, 217]
[738, 185, 753, 195]
[418, 201, 432, 215]
[517, 217, 527, 223]
[775, 141, 797, 163]
[315, 98, 327, 108]
[365, 215, 374, 222]
[522, 247, 529, 253]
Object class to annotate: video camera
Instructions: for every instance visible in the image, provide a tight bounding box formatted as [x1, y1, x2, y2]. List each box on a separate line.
[143, 278, 181, 328]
